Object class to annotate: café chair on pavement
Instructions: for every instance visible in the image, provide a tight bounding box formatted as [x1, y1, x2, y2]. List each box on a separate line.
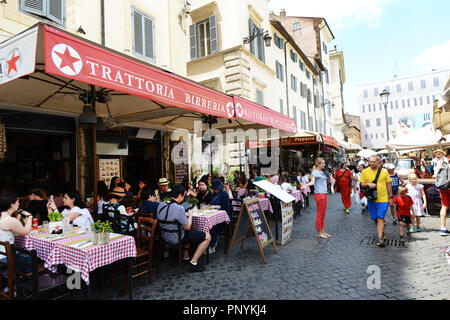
[13, 246, 69, 300]
[0, 241, 15, 300]
[156, 220, 184, 274]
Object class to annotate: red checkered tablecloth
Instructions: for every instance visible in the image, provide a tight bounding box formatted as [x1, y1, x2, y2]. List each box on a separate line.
[15, 230, 136, 285]
[292, 191, 304, 203]
[45, 233, 136, 285]
[191, 210, 230, 233]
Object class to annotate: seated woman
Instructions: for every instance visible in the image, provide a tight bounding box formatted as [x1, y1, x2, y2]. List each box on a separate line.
[191, 179, 213, 208]
[47, 190, 93, 229]
[104, 187, 128, 217]
[86, 181, 109, 215]
[135, 179, 148, 207]
[0, 189, 33, 271]
[26, 188, 49, 224]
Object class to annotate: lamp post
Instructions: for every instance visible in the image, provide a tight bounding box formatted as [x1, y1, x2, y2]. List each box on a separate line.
[380, 89, 391, 162]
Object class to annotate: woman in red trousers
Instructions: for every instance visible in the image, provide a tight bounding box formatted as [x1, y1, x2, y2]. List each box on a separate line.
[334, 162, 353, 214]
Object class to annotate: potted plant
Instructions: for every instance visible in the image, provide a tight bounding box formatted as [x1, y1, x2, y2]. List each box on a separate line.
[92, 221, 113, 245]
[48, 211, 63, 233]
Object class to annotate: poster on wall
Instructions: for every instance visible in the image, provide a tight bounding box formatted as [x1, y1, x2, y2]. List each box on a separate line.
[396, 112, 433, 137]
[173, 141, 189, 184]
[281, 202, 294, 246]
[99, 158, 120, 188]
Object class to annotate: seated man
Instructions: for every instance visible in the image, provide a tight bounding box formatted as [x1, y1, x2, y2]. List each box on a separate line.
[138, 188, 160, 217]
[157, 178, 171, 201]
[207, 179, 231, 254]
[156, 185, 210, 272]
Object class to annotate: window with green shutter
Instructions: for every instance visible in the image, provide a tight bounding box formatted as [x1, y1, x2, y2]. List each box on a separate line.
[190, 15, 219, 60]
[20, 0, 65, 25]
[132, 8, 155, 63]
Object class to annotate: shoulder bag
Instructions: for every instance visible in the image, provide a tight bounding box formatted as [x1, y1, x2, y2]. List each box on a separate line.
[362, 168, 382, 201]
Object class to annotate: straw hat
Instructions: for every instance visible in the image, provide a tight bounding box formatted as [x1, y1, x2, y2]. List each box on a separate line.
[110, 187, 126, 199]
[158, 178, 169, 186]
[433, 149, 445, 155]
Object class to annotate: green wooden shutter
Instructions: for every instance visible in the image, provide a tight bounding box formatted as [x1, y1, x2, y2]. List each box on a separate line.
[47, 0, 64, 25]
[144, 15, 154, 60]
[21, 0, 45, 16]
[249, 19, 255, 55]
[133, 10, 143, 55]
[209, 15, 218, 54]
[189, 24, 197, 60]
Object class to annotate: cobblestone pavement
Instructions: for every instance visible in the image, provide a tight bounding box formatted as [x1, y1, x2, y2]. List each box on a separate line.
[86, 193, 449, 300]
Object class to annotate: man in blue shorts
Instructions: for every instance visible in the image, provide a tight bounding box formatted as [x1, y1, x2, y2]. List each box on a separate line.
[360, 156, 393, 247]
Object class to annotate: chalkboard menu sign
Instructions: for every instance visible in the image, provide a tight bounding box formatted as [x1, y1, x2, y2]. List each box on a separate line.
[173, 141, 189, 184]
[227, 198, 278, 264]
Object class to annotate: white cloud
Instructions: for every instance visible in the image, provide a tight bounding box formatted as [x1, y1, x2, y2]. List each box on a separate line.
[413, 40, 450, 71]
[268, 0, 392, 30]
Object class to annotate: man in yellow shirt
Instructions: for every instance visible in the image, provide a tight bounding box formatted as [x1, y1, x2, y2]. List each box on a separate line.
[360, 155, 393, 247]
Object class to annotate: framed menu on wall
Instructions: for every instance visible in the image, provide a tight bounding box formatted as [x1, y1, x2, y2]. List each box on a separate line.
[173, 141, 189, 184]
[99, 158, 121, 188]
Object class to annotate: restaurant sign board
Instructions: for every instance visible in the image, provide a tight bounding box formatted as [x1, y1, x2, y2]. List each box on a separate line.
[227, 198, 278, 264]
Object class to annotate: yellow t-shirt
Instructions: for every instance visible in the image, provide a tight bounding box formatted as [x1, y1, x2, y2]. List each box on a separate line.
[359, 168, 392, 203]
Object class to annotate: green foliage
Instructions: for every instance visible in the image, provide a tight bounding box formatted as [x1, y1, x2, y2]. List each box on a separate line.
[92, 220, 113, 233]
[48, 212, 63, 222]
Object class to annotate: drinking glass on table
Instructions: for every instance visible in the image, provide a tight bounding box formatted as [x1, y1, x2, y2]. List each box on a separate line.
[43, 221, 49, 233]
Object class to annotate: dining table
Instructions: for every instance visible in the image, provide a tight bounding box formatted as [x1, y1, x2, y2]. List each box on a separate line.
[15, 226, 137, 298]
[191, 209, 230, 255]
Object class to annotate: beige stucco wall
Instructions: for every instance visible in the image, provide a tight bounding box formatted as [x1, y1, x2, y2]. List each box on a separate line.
[0, 0, 189, 76]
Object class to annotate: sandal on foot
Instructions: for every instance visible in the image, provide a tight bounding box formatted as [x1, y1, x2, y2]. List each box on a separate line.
[317, 234, 329, 239]
[324, 233, 332, 238]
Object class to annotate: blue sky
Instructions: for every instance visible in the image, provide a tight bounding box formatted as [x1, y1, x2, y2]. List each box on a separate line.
[268, 0, 450, 116]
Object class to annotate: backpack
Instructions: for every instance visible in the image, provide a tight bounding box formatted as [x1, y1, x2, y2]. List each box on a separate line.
[435, 161, 450, 189]
[361, 168, 382, 201]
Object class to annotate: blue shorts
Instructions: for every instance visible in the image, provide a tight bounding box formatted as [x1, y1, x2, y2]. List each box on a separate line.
[182, 230, 207, 245]
[368, 201, 389, 221]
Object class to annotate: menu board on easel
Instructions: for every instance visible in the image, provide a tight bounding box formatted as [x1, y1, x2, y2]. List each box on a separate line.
[280, 202, 294, 246]
[99, 158, 121, 188]
[227, 198, 278, 264]
[173, 141, 189, 184]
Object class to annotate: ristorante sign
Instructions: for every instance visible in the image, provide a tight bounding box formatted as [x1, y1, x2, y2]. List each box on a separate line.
[233, 96, 297, 134]
[44, 25, 235, 119]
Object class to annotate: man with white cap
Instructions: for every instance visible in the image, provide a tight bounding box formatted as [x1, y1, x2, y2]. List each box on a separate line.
[386, 163, 404, 225]
[157, 178, 171, 201]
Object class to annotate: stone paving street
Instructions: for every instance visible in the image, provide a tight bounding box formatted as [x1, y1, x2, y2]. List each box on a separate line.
[88, 193, 449, 300]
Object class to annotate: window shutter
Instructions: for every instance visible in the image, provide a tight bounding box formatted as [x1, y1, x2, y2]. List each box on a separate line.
[21, 0, 46, 17]
[47, 0, 64, 25]
[133, 10, 144, 55]
[144, 16, 154, 59]
[209, 15, 218, 54]
[189, 24, 197, 60]
[258, 32, 265, 63]
[249, 19, 255, 55]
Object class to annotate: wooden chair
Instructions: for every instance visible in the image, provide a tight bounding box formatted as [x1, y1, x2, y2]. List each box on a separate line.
[156, 220, 184, 274]
[12, 246, 69, 300]
[125, 217, 157, 297]
[0, 241, 15, 300]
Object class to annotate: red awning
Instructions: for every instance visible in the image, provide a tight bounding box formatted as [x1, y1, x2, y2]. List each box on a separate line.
[321, 134, 339, 149]
[233, 96, 297, 134]
[43, 25, 235, 120]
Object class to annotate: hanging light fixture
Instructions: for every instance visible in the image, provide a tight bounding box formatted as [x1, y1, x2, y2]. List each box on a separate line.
[78, 105, 97, 124]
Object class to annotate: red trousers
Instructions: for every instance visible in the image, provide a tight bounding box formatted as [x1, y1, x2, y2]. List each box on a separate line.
[339, 182, 352, 209]
[315, 193, 328, 230]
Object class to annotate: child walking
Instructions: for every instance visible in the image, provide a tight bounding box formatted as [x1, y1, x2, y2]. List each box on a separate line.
[406, 173, 427, 232]
[393, 186, 415, 243]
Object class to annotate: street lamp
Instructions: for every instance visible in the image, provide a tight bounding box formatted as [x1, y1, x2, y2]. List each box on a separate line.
[379, 89, 391, 162]
[243, 28, 272, 47]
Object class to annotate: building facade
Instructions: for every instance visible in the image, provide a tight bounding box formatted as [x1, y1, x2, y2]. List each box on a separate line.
[329, 47, 346, 141]
[344, 113, 361, 146]
[358, 69, 450, 149]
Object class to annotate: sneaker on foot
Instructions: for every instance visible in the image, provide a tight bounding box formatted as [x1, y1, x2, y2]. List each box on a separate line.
[416, 226, 422, 232]
[440, 229, 448, 236]
[189, 263, 205, 272]
[345, 209, 350, 214]
[182, 258, 191, 266]
[409, 226, 415, 233]
[208, 246, 216, 254]
[392, 220, 397, 225]
[376, 239, 386, 248]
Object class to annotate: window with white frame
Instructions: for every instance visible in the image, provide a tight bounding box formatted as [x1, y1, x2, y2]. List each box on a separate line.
[293, 22, 300, 31]
[291, 74, 297, 92]
[20, 0, 65, 25]
[279, 99, 284, 114]
[376, 118, 381, 126]
[248, 18, 265, 63]
[133, 8, 156, 63]
[300, 111, 306, 130]
[420, 79, 426, 89]
[408, 82, 414, 91]
[433, 77, 439, 87]
[256, 89, 264, 105]
[366, 119, 371, 128]
[363, 89, 368, 98]
[190, 15, 218, 60]
[276, 61, 284, 82]
[292, 106, 297, 122]
[290, 50, 298, 63]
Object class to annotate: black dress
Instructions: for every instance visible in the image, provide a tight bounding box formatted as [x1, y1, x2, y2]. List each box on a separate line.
[26, 200, 49, 224]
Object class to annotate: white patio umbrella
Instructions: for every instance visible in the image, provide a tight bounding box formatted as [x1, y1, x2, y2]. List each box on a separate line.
[357, 149, 377, 158]
[376, 149, 389, 155]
